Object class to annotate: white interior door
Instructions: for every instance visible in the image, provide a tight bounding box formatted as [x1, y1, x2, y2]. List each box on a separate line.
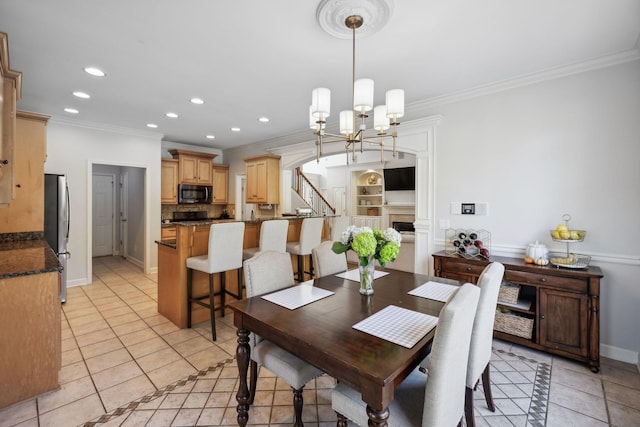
[93, 174, 115, 257]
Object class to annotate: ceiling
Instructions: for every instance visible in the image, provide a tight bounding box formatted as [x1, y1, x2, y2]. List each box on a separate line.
[1, 0, 639, 151]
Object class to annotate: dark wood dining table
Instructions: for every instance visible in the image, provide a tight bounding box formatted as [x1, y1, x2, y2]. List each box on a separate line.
[227, 269, 461, 427]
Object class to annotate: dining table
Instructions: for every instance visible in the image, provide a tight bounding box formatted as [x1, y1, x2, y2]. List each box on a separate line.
[227, 268, 462, 427]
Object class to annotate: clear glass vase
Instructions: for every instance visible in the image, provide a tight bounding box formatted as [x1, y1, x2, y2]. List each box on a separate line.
[358, 256, 375, 295]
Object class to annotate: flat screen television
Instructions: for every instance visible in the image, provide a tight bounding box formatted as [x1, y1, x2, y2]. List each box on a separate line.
[383, 167, 415, 191]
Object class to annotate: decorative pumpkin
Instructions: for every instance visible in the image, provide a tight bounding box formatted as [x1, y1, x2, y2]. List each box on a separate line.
[524, 257, 534, 264]
[534, 257, 549, 266]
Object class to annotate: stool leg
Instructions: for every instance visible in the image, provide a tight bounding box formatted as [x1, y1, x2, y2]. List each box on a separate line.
[237, 267, 243, 299]
[187, 268, 193, 328]
[208, 273, 217, 341]
[297, 255, 304, 282]
[220, 272, 226, 318]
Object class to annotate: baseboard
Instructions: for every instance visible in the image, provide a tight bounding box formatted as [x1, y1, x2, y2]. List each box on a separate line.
[67, 277, 90, 287]
[600, 343, 639, 366]
[126, 256, 144, 269]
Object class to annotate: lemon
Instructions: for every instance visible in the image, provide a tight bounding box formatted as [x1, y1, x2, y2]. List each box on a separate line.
[570, 231, 580, 240]
[551, 231, 560, 239]
[560, 231, 571, 239]
[556, 224, 568, 232]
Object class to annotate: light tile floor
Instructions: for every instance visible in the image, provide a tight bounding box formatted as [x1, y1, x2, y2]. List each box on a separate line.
[0, 256, 638, 427]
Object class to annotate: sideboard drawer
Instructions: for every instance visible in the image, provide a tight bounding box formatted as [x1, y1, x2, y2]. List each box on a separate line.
[440, 258, 485, 277]
[504, 270, 586, 292]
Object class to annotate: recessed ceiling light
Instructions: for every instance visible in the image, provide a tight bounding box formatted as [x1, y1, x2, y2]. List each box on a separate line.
[165, 112, 179, 118]
[64, 108, 79, 114]
[258, 117, 270, 123]
[231, 127, 241, 132]
[190, 98, 205, 105]
[206, 135, 215, 139]
[84, 67, 105, 77]
[147, 123, 158, 128]
[73, 91, 90, 99]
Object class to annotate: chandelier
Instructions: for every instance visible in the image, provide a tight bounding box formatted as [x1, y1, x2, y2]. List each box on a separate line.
[309, 14, 404, 164]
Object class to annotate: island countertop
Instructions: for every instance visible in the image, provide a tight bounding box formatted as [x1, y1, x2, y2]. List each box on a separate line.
[0, 238, 63, 279]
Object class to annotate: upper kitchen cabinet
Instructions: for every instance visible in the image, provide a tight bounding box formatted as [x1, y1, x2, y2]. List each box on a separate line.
[169, 149, 216, 185]
[0, 112, 49, 234]
[161, 159, 179, 204]
[244, 154, 280, 204]
[0, 32, 23, 206]
[212, 164, 229, 204]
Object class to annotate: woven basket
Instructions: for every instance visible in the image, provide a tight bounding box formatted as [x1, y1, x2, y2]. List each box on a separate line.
[494, 310, 533, 339]
[498, 283, 520, 304]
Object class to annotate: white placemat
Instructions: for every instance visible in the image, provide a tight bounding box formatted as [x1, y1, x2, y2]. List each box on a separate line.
[335, 268, 389, 282]
[352, 305, 439, 349]
[408, 281, 459, 302]
[261, 284, 334, 310]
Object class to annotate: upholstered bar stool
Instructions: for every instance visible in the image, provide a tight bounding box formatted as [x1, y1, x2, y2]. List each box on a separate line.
[286, 217, 324, 282]
[242, 219, 289, 260]
[186, 221, 245, 341]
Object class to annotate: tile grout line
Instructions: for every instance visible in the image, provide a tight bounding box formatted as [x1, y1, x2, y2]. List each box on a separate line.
[80, 356, 236, 427]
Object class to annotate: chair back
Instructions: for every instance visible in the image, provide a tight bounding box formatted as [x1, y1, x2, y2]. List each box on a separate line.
[207, 222, 245, 273]
[466, 262, 505, 387]
[243, 251, 295, 298]
[259, 219, 289, 253]
[331, 216, 350, 241]
[312, 241, 347, 278]
[298, 217, 324, 254]
[423, 283, 480, 427]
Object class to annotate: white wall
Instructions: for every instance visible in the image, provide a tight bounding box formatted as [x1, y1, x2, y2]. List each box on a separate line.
[44, 120, 162, 286]
[422, 59, 640, 362]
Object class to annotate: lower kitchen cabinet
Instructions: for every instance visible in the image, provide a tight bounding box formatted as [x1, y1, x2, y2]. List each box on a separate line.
[432, 251, 603, 372]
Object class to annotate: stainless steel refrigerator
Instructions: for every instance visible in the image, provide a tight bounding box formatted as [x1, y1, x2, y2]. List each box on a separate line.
[44, 173, 70, 303]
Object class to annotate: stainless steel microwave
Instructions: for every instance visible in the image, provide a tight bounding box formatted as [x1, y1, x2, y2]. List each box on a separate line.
[178, 184, 212, 204]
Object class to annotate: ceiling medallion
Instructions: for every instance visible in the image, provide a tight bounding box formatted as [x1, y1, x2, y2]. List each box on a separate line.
[316, 0, 394, 39]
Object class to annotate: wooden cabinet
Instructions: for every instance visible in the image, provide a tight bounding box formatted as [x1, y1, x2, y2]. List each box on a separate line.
[161, 225, 176, 240]
[212, 164, 229, 204]
[352, 215, 382, 229]
[432, 251, 603, 372]
[0, 32, 22, 205]
[0, 112, 49, 233]
[244, 154, 280, 204]
[161, 159, 179, 204]
[169, 149, 216, 185]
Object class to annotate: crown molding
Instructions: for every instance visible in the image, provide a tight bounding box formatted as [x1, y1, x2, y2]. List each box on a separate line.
[48, 116, 163, 140]
[410, 48, 640, 111]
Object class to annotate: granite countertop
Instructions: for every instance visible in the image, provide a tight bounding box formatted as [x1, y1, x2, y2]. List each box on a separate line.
[0, 239, 63, 279]
[156, 239, 177, 249]
[170, 215, 336, 227]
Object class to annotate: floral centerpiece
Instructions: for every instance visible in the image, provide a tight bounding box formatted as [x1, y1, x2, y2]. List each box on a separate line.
[332, 226, 402, 295]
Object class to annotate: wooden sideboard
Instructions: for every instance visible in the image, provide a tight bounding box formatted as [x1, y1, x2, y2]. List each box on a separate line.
[432, 251, 603, 372]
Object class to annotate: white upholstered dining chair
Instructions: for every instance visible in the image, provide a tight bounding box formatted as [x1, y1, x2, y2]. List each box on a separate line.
[332, 283, 480, 427]
[311, 240, 347, 278]
[418, 261, 505, 427]
[286, 217, 324, 282]
[243, 251, 324, 427]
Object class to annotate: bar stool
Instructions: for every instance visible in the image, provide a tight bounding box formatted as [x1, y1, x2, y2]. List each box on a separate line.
[286, 217, 324, 282]
[242, 219, 289, 260]
[186, 221, 245, 341]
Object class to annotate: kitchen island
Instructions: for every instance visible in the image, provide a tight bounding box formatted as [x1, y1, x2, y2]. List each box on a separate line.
[0, 235, 62, 408]
[155, 216, 331, 328]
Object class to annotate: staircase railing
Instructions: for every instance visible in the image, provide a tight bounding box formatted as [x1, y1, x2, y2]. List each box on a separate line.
[294, 167, 336, 216]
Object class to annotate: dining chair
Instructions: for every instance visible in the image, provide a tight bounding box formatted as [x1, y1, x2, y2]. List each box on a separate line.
[311, 240, 347, 278]
[243, 250, 325, 427]
[242, 219, 289, 260]
[286, 217, 324, 282]
[332, 283, 480, 427]
[419, 261, 505, 427]
[186, 221, 245, 341]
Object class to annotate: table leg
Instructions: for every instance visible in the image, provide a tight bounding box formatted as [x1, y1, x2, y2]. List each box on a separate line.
[236, 328, 250, 427]
[366, 405, 390, 426]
